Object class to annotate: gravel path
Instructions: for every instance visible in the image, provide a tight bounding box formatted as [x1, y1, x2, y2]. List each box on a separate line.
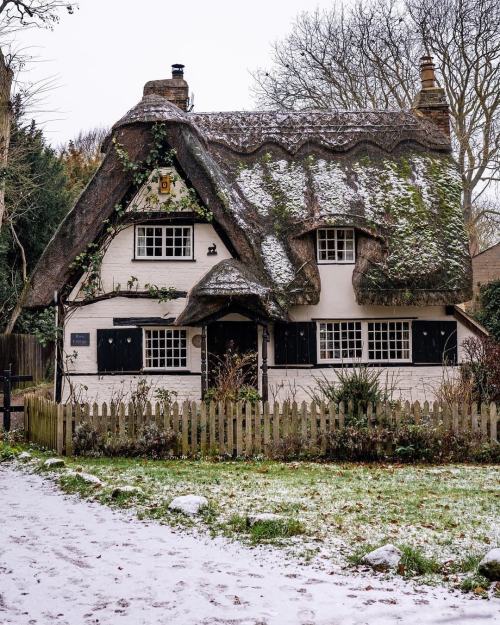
[0, 464, 498, 625]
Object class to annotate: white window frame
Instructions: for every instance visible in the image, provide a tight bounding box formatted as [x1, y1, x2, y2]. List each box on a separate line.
[316, 228, 355, 264]
[318, 321, 363, 363]
[143, 327, 189, 370]
[135, 225, 194, 260]
[317, 320, 412, 364]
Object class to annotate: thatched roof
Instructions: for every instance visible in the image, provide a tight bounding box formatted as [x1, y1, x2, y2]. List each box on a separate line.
[23, 93, 472, 313]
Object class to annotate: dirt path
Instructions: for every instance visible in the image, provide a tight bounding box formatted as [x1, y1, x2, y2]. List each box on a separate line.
[0, 465, 498, 625]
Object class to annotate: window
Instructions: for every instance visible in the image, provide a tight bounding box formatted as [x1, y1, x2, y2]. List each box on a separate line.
[136, 225, 193, 259]
[317, 228, 355, 263]
[316, 320, 412, 363]
[144, 329, 187, 369]
[319, 321, 362, 361]
[368, 321, 410, 362]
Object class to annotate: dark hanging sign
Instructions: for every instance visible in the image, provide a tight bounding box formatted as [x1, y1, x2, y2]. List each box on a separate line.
[71, 332, 90, 347]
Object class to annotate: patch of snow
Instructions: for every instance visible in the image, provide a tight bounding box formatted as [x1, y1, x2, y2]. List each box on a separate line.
[43, 458, 64, 469]
[478, 548, 500, 581]
[111, 485, 142, 498]
[17, 452, 32, 462]
[169, 494, 208, 516]
[362, 544, 403, 570]
[261, 235, 295, 286]
[68, 471, 103, 487]
[1, 465, 498, 625]
[247, 512, 283, 525]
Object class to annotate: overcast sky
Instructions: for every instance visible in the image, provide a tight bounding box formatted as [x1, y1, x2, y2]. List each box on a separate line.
[14, 0, 340, 146]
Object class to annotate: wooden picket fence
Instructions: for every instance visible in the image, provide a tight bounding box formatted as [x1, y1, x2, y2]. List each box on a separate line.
[24, 395, 499, 457]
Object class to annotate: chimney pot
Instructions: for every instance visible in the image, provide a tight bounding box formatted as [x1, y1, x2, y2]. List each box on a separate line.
[420, 55, 437, 90]
[172, 63, 185, 79]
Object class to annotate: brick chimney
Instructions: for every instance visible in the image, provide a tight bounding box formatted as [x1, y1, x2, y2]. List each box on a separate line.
[143, 64, 189, 111]
[411, 56, 450, 138]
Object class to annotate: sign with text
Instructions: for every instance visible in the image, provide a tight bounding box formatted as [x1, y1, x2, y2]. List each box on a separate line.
[71, 332, 90, 347]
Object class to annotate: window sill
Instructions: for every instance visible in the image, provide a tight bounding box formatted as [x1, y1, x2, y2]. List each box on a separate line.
[132, 258, 196, 262]
[317, 261, 356, 265]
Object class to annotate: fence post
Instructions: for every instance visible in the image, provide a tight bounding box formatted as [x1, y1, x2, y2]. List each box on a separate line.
[56, 403, 64, 454]
[490, 403, 498, 444]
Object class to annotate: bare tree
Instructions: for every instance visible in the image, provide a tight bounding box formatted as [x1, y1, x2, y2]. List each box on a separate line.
[253, 0, 500, 250]
[0, 1, 77, 229]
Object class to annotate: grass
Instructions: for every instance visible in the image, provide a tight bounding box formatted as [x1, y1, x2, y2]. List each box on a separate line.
[3, 441, 499, 590]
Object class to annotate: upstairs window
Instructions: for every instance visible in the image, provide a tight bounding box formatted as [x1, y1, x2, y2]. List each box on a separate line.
[135, 225, 193, 259]
[317, 228, 355, 263]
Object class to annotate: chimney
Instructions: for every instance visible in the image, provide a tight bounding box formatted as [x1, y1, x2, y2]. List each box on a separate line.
[143, 64, 189, 111]
[411, 56, 450, 138]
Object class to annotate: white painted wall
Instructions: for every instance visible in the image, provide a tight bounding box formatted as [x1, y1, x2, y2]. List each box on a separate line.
[62, 219, 478, 404]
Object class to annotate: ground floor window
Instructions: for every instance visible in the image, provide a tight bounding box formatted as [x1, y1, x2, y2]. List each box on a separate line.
[319, 321, 362, 360]
[144, 328, 187, 369]
[317, 320, 411, 363]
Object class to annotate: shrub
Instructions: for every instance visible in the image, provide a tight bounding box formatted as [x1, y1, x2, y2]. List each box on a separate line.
[73, 421, 178, 458]
[206, 350, 260, 404]
[326, 423, 499, 463]
[308, 366, 396, 417]
[461, 336, 500, 402]
[266, 434, 311, 460]
[73, 421, 100, 456]
[476, 280, 500, 342]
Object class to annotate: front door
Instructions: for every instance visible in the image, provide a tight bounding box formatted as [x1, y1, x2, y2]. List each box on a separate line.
[207, 321, 258, 389]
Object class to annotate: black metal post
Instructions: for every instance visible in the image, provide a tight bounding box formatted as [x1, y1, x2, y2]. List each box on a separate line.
[2, 369, 11, 432]
[261, 325, 269, 403]
[201, 324, 207, 399]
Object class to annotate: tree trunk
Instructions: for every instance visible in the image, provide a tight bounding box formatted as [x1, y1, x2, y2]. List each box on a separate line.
[0, 47, 12, 230]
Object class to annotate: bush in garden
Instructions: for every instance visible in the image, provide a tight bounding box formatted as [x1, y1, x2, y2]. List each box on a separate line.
[73, 421, 178, 458]
[475, 280, 500, 342]
[205, 350, 261, 404]
[460, 336, 500, 402]
[308, 366, 396, 417]
[266, 434, 312, 460]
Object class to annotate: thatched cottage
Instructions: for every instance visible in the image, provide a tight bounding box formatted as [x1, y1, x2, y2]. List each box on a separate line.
[22, 58, 482, 403]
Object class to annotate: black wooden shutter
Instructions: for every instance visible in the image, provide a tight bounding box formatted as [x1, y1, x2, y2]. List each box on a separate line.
[274, 322, 317, 365]
[412, 321, 457, 365]
[97, 328, 143, 372]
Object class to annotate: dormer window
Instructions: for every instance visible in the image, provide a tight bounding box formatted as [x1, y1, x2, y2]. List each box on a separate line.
[135, 225, 193, 259]
[317, 228, 355, 263]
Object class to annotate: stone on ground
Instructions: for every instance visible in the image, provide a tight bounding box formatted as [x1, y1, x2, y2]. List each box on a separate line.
[71, 471, 103, 486]
[361, 544, 402, 570]
[478, 548, 500, 581]
[247, 513, 282, 526]
[43, 458, 65, 469]
[111, 485, 142, 498]
[18, 452, 32, 461]
[169, 494, 208, 515]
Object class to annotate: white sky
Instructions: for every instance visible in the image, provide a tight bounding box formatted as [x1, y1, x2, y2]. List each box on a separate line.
[14, 0, 339, 146]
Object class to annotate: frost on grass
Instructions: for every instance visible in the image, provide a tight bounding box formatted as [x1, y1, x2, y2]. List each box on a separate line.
[44, 457, 500, 590]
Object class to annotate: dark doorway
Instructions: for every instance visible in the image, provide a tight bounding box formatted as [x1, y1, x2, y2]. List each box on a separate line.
[207, 321, 258, 388]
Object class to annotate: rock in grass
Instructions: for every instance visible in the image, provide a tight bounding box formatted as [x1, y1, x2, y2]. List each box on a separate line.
[70, 471, 103, 487]
[18, 452, 32, 462]
[247, 513, 283, 526]
[478, 548, 500, 581]
[111, 485, 142, 498]
[169, 495, 208, 516]
[43, 458, 65, 469]
[361, 544, 402, 570]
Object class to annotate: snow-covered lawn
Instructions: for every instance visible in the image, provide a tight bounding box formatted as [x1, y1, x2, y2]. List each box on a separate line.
[42, 454, 500, 588]
[1, 464, 499, 625]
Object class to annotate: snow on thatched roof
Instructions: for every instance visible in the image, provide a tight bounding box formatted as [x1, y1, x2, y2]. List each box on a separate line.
[23, 92, 471, 311]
